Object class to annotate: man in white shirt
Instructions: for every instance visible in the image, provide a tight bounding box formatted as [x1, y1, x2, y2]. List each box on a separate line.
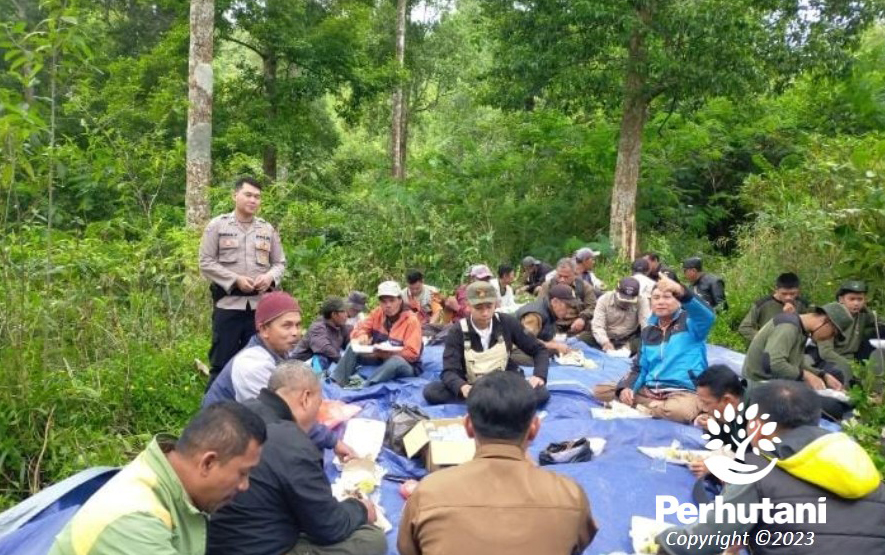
[631, 258, 656, 301]
[575, 247, 604, 297]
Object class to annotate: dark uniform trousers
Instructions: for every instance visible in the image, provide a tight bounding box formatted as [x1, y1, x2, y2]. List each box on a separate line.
[208, 305, 256, 388]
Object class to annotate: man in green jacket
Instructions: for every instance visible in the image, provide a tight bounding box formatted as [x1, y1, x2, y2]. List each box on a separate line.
[742, 302, 853, 392]
[738, 272, 806, 345]
[808, 280, 884, 381]
[49, 402, 266, 555]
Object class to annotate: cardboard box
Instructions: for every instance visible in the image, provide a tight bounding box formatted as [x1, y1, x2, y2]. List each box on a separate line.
[403, 417, 476, 471]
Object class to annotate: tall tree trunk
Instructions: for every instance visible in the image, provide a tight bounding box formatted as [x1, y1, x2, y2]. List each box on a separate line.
[262, 53, 278, 181]
[608, 26, 648, 259]
[185, 0, 213, 229]
[390, 0, 407, 180]
[401, 87, 409, 177]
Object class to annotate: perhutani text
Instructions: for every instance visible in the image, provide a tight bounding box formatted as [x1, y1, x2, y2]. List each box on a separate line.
[656, 495, 827, 525]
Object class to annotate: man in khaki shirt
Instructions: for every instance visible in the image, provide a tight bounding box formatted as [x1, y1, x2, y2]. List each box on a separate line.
[199, 177, 286, 385]
[590, 277, 650, 355]
[397, 371, 597, 555]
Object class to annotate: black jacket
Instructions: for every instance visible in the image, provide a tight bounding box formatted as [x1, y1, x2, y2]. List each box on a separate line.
[691, 272, 727, 310]
[747, 426, 885, 554]
[524, 262, 553, 294]
[206, 389, 367, 555]
[441, 313, 550, 396]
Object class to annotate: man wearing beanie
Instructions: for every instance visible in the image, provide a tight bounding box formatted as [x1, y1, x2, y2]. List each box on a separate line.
[203, 291, 302, 405]
[332, 281, 423, 386]
[423, 281, 551, 406]
[199, 176, 286, 386]
[203, 292, 356, 461]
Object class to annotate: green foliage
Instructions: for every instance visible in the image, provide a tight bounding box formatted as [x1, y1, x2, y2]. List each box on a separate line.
[0, 224, 205, 506]
[483, 0, 883, 111]
[845, 359, 885, 474]
[3, 0, 885, 512]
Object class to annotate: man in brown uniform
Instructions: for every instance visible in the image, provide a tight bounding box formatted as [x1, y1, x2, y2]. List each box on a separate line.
[397, 371, 597, 555]
[199, 176, 286, 385]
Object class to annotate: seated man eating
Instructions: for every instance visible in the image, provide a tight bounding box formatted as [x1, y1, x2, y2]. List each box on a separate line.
[423, 281, 551, 406]
[332, 281, 423, 386]
[593, 275, 715, 424]
[207, 361, 386, 555]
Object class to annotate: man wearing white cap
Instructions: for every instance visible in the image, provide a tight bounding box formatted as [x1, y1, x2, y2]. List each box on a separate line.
[332, 281, 423, 386]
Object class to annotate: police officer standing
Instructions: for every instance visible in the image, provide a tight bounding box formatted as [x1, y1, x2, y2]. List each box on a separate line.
[199, 176, 286, 386]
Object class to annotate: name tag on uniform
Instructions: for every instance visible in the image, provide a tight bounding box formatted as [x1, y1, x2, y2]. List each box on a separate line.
[256, 240, 270, 265]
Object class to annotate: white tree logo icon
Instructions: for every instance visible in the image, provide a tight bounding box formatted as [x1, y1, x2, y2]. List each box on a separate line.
[701, 402, 781, 485]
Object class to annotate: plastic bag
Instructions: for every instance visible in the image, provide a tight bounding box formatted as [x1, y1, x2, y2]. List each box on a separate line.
[317, 400, 362, 429]
[384, 403, 430, 456]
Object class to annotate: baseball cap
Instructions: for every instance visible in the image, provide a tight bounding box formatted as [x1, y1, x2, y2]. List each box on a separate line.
[574, 247, 600, 262]
[466, 281, 499, 306]
[346, 291, 368, 312]
[616, 277, 640, 303]
[631, 258, 650, 274]
[521, 256, 539, 267]
[469, 264, 493, 280]
[836, 280, 868, 297]
[548, 284, 577, 303]
[815, 302, 854, 338]
[682, 257, 703, 271]
[255, 291, 301, 328]
[377, 281, 402, 298]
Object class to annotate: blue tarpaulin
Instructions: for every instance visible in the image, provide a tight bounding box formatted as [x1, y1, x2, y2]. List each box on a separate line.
[0, 341, 750, 555]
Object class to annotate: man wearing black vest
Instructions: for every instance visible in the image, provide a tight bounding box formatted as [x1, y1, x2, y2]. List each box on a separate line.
[535, 257, 597, 344]
[658, 379, 885, 554]
[423, 281, 550, 406]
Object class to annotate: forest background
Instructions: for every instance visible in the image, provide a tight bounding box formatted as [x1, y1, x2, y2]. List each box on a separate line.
[1, 0, 885, 509]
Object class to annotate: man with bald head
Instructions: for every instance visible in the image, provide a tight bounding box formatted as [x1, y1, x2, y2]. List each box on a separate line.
[208, 361, 386, 555]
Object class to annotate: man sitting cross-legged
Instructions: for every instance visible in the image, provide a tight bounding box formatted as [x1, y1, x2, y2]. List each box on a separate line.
[291, 296, 351, 371]
[592, 275, 715, 424]
[422, 281, 551, 407]
[332, 281, 423, 386]
[588, 277, 650, 355]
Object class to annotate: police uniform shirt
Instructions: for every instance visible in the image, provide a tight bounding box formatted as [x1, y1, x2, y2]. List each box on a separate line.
[198, 212, 286, 310]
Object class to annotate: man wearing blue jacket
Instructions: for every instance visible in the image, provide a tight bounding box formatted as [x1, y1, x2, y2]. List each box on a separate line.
[594, 275, 715, 424]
